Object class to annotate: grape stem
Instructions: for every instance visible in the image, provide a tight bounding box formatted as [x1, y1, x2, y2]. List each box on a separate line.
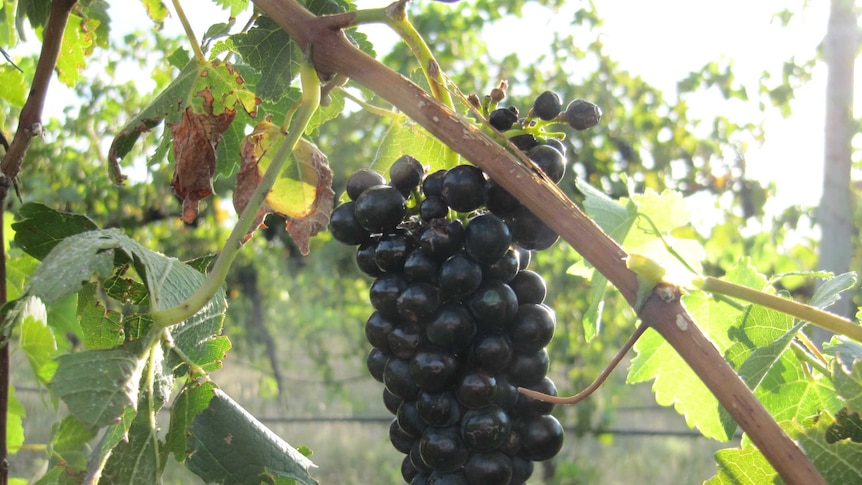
[692, 276, 862, 343]
[518, 323, 648, 405]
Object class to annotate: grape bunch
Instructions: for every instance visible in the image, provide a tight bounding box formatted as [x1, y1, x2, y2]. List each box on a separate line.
[330, 90, 595, 484]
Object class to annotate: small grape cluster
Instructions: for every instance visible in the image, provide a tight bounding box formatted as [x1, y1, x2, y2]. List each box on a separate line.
[330, 90, 591, 484]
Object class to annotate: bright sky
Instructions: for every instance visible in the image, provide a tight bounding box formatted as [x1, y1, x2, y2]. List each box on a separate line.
[21, 1, 861, 213]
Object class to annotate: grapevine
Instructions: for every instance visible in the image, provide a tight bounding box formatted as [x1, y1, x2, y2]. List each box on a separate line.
[331, 89, 599, 483]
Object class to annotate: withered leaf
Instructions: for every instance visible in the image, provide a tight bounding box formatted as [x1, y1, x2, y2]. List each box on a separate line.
[170, 89, 236, 223]
[232, 118, 335, 255]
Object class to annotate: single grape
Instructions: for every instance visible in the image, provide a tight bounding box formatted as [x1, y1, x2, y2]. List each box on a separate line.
[417, 390, 463, 427]
[506, 206, 559, 250]
[384, 388, 403, 415]
[385, 357, 420, 400]
[485, 179, 522, 216]
[418, 426, 469, 473]
[396, 282, 440, 324]
[527, 144, 565, 183]
[509, 455, 535, 485]
[376, 232, 413, 273]
[542, 137, 566, 156]
[329, 201, 370, 245]
[346, 168, 386, 200]
[465, 213, 511, 265]
[410, 350, 461, 393]
[422, 169, 447, 197]
[506, 348, 550, 387]
[366, 347, 389, 383]
[466, 280, 519, 330]
[397, 399, 427, 437]
[390, 418, 415, 453]
[482, 248, 519, 283]
[388, 323, 423, 360]
[425, 303, 478, 352]
[463, 452, 513, 484]
[369, 273, 408, 317]
[441, 165, 487, 213]
[401, 455, 420, 484]
[516, 414, 564, 461]
[509, 303, 556, 353]
[439, 253, 483, 296]
[428, 470, 468, 485]
[355, 238, 383, 277]
[532, 90, 563, 121]
[461, 405, 511, 451]
[390, 155, 425, 195]
[403, 248, 440, 284]
[514, 376, 557, 416]
[489, 107, 518, 131]
[419, 219, 465, 260]
[365, 311, 395, 351]
[354, 184, 406, 233]
[456, 369, 497, 409]
[420, 196, 449, 221]
[508, 133, 538, 152]
[471, 333, 513, 371]
[565, 98, 602, 130]
[508, 269, 546, 304]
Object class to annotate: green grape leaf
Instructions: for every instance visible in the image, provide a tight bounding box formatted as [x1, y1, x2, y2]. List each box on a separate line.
[826, 408, 862, 443]
[166, 381, 217, 462]
[76, 283, 125, 350]
[0, 66, 27, 106]
[186, 387, 318, 485]
[628, 289, 744, 441]
[231, 16, 300, 102]
[46, 294, 82, 352]
[109, 59, 257, 185]
[789, 414, 862, 484]
[48, 349, 144, 428]
[706, 441, 779, 485]
[832, 359, 862, 413]
[7, 385, 25, 454]
[214, 0, 250, 17]
[374, 114, 451, 175]
[84, 406, 137, 479]
[56, 13, 98, 86]
[33, 466, 85, 485]
[809, 272, 857, 310]
[49, 416, 98, 471]
[12, 202, 99, 261]
[26, 230, 117, 304]
[101, 401, 163, 483]
[824, 336, 862, 367]
[233, 119, 335, 255]
[5, 253, 38, 301]
[139, 0, 168, 24]
[19, 296, 59, 383]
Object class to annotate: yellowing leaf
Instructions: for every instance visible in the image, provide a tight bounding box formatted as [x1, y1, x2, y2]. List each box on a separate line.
[233, 119, 334, 255]
[56, 14, 98, 87]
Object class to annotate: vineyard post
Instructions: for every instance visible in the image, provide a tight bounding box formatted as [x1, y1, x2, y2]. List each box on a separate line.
[251, 0, 827, 483]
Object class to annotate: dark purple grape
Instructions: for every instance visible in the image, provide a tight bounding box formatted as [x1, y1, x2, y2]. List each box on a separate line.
[365, 311, 395, 351]
[418, 426, 469, 473]
[354, 185, 406, 233]
[388, 324, 423, 360]
[355, 238, 383, 277]
[506, 206, 558, 250]
[420, 196, 449, 221]
[410, 350, 460, 393]
[510, 303, 556, 353]
[397, 400, 427, 437]
[441, 165, 486, 213]
[426, 303, 478, 352]
[439, 253, 483, 296]
[527, 144, 565, 183]
[509, 455, 534, 485]
[485, 179, 521, 216]
[419, 219, 465, 260]
[508, 133, 538, 151]
[463, 451, 513, 484]
[369, 273, 407, 317]
[509, 270, 546, 304]
[375, 233, 413, 273]
[565, 99, 602, 131]
[403, 249, 439, 284]
[410, 441, 432, 473]
[517, 414, 564, 461]
[461, 405, 511, 451]
[514, 376, 557, 416]
[489, 107, 518, 131]
[366, 347, 389, 383]
[383, 388, 403, 415]
[456, 369, 497, 409]
[410, 473, 430, 485]
[417, 391, 463, 427]
[422, 169, 447, 197]
[346, 168, 386, 200]
[428, 470, 468, 485]
[506, 348, 550, 387]
[467, 280, 518, 330]
[465, 214, 511, 265]
[471, 333, 513, 371]
[402, 455, 420, 483]
[385, 357, 419, 400]
[396, 283, 440, 324]
[493, 374, 520, 411]
[543, 137, 566, 156]
[532, 90, 563, 121]
[483, 248, 519, 283]
[390, 155, 424, 195]
[514, 247, 532, 269]
[329, 201, 369, 245]
[390, 418, 415, 453]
